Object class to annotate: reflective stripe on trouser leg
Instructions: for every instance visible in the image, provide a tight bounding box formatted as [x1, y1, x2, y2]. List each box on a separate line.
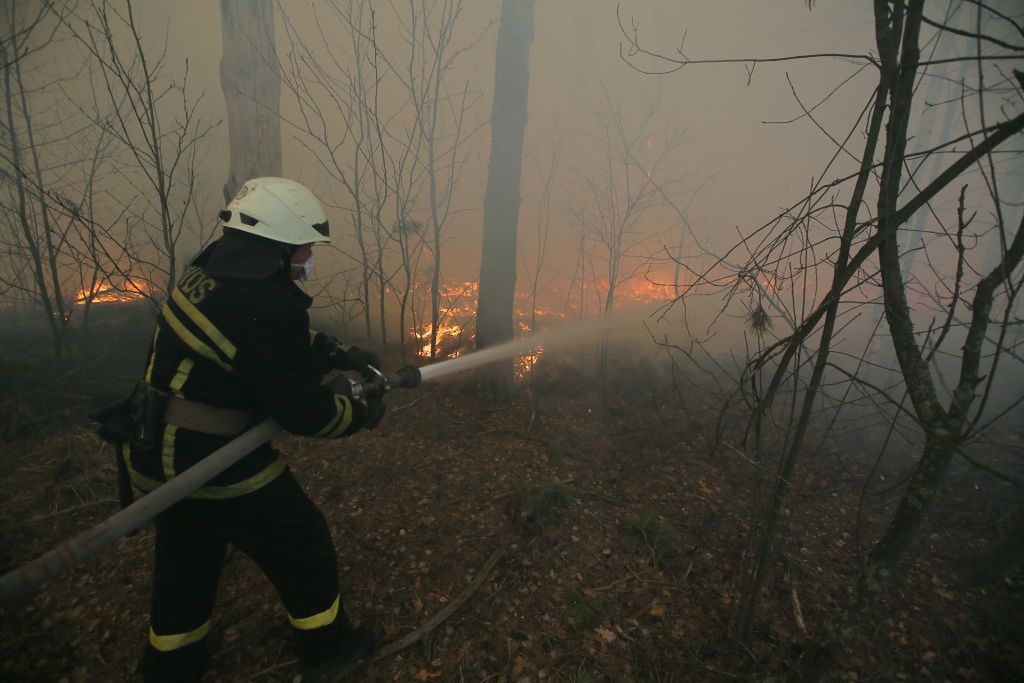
[143, 497, 227, 681]
[289, 594, 341, 630]
[149, 621, 211, 652]
[221, 471, 348, 666]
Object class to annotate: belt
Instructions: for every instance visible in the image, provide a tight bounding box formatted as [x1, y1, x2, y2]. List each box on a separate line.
[164, 396, 255, 436]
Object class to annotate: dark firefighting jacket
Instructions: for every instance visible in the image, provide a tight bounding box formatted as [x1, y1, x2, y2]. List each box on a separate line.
[123, 241, 357, 500]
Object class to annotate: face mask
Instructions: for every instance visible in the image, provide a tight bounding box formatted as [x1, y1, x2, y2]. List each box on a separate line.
[291, 253, 315, 282]
[298, 254, 315, 282]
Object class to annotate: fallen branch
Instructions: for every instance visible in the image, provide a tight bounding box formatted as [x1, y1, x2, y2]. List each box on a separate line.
[249, 657, 298, 679]
[789, 574, 808, 637]
[389, 396, 426, 415]
[249, 547, 508, 680]
[373, 545, 507, 661]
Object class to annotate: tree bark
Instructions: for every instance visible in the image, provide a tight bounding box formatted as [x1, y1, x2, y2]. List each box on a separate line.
[476, 0, 535, 394]
[219, 0, 282, 202]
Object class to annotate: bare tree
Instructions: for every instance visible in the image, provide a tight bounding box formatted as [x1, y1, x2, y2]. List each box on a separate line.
[524, 130, 562, 334]
[277, 0, 394, 343]
[0, 0, 97, 360]
[621, 2, 1024, 679]
[568, 90, 679, 390]
[277, 0, 481, 354]
[67, 0, 216, 301]
[397, 0, 484, 361]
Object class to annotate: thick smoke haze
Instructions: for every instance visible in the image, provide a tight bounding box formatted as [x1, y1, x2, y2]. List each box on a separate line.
[119, 1, 883, 285]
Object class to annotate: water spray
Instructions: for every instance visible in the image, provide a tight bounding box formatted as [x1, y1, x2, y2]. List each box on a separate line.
[0, 303, 658, 602]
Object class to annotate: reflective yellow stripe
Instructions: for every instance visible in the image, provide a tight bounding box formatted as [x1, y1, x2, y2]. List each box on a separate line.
[187, 457, 286, 500]
[313, 395, 345, 436]
[171, 288, 237, 360]
[169, 358, 194, 396]
[149, 621, 210, 652]
[124, 462, 161, 492]
[161, 425, 177, 480]
[314, 395, 352, 438]
[161, 306, 232, 372]
[288, 594, 340, 630]
[144, 327, 160, 384]
[324, 396, 354, 438]
[122, 446, 286, 500]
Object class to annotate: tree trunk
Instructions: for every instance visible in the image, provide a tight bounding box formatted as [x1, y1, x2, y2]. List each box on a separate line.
[219, 0, 282, 202]
[475, 0, 535, 394]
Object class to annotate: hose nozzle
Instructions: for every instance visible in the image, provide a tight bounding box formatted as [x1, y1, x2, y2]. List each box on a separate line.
[347, 365, 422, 401]
[394, 365, 422, 389]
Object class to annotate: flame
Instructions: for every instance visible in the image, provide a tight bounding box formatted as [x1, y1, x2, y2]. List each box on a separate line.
[75, 279, 150, 305]
[413, 280, 478, 360]
[618, 277, 676, 303]
[514, 346, 543, 381]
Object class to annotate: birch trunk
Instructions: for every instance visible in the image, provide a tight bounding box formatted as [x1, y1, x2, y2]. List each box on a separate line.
[219, 0, 282, 202]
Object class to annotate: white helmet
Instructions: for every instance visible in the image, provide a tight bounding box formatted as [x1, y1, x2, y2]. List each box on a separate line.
[219, 177, 330, 245]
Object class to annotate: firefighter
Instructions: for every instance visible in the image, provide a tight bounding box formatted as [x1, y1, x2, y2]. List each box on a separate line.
[127, 177, 382, 682]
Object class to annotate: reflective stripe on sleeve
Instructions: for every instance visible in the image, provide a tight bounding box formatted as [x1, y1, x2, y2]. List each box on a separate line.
[170, 288, 237, 361]
[149, 620, 210, 652]
[288, 594, 340, 631]
[313, 395, 353, 438]
[161, 306, 232, 372]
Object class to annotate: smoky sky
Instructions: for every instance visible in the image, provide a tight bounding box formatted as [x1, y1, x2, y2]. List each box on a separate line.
[120, 0, 891, 277]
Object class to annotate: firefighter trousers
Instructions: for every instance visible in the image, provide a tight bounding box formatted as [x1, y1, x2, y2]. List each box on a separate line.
[140, 467, 350, 682]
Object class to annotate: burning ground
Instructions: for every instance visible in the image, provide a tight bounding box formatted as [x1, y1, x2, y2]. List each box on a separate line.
[0, 356, 1021, 682]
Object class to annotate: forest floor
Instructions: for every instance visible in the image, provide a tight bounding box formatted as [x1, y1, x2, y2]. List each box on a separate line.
[0, 358, 1022, 682]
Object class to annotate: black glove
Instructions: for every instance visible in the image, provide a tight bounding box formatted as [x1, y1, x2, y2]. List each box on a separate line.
[344, 395, 386, 433]
[341, 346, 382, 377]
[334, 379, 387, 433]
[361, 396, 386, 430]
[314, 334, 382, 377]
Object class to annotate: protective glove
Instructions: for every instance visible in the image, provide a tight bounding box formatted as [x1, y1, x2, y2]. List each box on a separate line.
[333, 380, 387, 434]
[339, 346, 382, 377]
[313, 334, 382, 377]
[360, 396, 386, 430]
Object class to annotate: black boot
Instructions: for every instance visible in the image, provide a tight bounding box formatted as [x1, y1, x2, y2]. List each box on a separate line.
[299, 624, 379, 682]
[140, 640, 209, 683]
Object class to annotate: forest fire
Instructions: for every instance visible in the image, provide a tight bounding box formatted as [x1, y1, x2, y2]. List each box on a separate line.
[2, 3, 1018, 683]
[618, 277, 677, 302]
[74, 280, 150, 305]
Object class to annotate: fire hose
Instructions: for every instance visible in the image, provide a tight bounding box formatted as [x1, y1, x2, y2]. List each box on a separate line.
[0, 366, 422, 604]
